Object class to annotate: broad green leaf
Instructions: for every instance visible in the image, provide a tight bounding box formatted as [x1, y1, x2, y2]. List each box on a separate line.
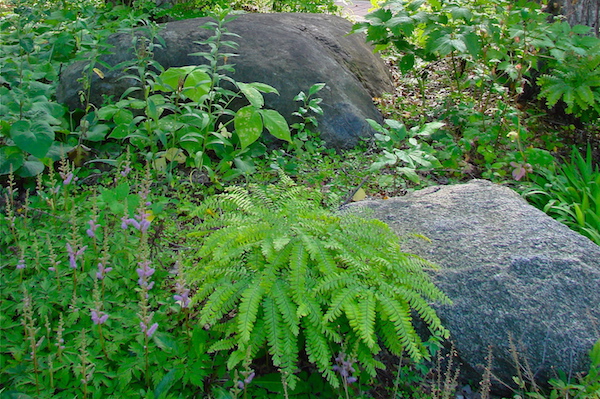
[248, 82, 280, 95]
[183, 69, 211, 102]
[109, 124, 132, 139]
[234, 105, 263, 149]
[397, 166, 420, 183]
[399, 53, 415, 72]
[97, 104, 119, 120]
[18, 157, 45, 177]
[260, 109, 291, 142]
[114, 109, 134, 125]
[10, 120, 54, 158]
[85, 124, 111, 142]
[155, 66, 196, 92]
[233, 157, 256, 174]
[450, 6, 472, 21]
[45, 142, 73, 161]
[308, 83, 326, 97]
[462, 32, 482, 58]
[147, 97, 159, 121]
[0, 146, 25, 174]
[238, 82, 264, 108]
[30, 101, 66, 124]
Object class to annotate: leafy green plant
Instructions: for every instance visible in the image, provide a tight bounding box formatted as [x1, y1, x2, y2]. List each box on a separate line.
[94, 12, 291, 182]
[521, 145, 600, 245]
[542, 339, 600, 399]
[183, 175, 450, 390]
[289, 82, 327, 155]
[537, 40, 600, 122]
[0, 5, 75, 176]
[368, 118, 443, 184]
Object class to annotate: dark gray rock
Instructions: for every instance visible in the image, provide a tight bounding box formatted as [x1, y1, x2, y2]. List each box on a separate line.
[56, 13, 393, 150]
[349, 180, 600, 389]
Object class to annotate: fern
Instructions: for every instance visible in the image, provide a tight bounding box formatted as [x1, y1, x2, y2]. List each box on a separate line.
[184, 177, 450, 389]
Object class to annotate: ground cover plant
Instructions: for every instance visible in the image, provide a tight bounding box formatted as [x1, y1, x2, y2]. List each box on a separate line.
[1, 0, 600, 397]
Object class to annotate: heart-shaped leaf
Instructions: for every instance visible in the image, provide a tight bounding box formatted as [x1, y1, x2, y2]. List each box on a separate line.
[10, 120, 55, 158]
[0, 146, 25, 175]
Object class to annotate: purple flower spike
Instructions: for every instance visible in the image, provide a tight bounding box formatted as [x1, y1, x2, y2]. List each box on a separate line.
[66, 243, 87, 269]
[120, 165, 132, 177]
[96, 263, 113, 280]
[136, 261, 156, 295]
[62, 172, 75, 185]
[86, 219, 101, 238]
[140, 321, 159, 337]
[91, 310, 109, 325]
[244, 371, 255, 385]
[173, 292, 191, 308]
[146, 322, 158, 337]
[16, 259, 25, 270]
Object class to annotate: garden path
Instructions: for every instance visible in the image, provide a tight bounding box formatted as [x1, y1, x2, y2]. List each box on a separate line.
[334, 0, 372, 20]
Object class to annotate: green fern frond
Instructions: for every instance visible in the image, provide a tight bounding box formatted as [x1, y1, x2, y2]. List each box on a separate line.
[323, 286, 362, 323]
[303, 318, 337, 387]
[314, 274, 356, 295]
[263, 296, 298, 385]
[377, 292, 423, 362]
[356, 289, 377, 349]
[272, 280, 300, 336]
[207, 336, 238, 353]
[378, 317, 408, 356]
[288, 240, 310, 304]
[199, 278, 249, 326]
[354, 341, 385, 377]
[238, 283, 266, 343]
[263, 296, 284, 362]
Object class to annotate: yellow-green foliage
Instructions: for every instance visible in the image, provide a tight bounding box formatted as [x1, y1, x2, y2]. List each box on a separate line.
[185, 176, 450, 389]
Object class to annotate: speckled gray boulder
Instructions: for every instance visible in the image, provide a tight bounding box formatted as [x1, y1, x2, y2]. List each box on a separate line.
[349, 180, 600, 389]
[56, 13, 393, 149]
